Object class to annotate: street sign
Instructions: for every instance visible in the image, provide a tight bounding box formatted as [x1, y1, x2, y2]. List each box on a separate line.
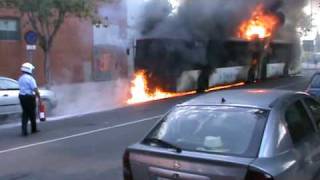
[24, 31, 38, 45]
[26, 45, 36, 50]
[24, 31, 38, 63]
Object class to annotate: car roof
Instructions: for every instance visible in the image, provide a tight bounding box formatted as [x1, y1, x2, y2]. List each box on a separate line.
[180, 89, 302, 109]
[0, 76, 16, 81]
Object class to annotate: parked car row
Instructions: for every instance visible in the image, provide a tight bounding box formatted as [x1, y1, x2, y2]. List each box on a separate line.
[123, 75, 320, 180]
[0, 76, 57, 118]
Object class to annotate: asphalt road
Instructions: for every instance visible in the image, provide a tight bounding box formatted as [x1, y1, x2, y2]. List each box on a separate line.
[0, 70, 315, 180]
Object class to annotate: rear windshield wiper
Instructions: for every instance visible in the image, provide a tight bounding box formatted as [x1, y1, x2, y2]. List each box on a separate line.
[144, 138, 182, 153]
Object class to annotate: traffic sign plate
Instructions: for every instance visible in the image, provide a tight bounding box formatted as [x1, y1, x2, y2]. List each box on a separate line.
[26, 45, 36, 50]
[24, 31, 38, 45]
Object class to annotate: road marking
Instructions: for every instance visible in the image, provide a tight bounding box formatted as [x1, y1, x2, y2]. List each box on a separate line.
[0, 115, 163, 155]
[0, 107, 123, 130]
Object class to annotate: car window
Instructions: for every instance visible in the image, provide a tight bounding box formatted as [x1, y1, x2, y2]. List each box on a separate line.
[145, 106, 269, 157]
[0, 79, 19, 90]
[304, 98, 320, 129]
[285, 101, 315, 144]
[310, 74, 320, 88]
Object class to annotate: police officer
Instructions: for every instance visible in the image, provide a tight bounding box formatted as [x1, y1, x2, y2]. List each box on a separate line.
[18, 62, 40, 136]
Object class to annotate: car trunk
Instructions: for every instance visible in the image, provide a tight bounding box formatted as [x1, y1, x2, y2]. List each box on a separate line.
[128, 146, 255, 180]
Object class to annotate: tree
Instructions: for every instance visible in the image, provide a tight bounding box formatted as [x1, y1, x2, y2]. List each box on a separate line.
[297, 13, 314, 37]
[0, 0, 110, 87]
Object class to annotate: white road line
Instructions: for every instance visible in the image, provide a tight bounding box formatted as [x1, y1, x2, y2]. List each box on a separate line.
[0, 107, 123, 130]
[0, 115, 163, 155]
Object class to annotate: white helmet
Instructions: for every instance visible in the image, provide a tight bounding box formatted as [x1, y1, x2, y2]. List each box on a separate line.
[21, 62, 35, 74]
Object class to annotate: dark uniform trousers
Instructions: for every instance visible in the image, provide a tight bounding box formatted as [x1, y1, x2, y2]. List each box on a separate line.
[19, 94, 37, 135]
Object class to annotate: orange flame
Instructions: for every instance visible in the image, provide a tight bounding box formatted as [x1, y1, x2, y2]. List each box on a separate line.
[206, 82, 245, 92]
[238, 4, 279, 40]
[127, 71, 196, 104]
[127, 71, 246, 104]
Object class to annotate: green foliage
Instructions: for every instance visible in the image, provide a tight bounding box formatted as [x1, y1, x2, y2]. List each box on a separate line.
[297, 13, 314, 37]
[3, 0, 97, 18]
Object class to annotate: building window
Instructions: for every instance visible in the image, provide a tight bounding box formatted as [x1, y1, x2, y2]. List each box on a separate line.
[0, 18, 20, 40]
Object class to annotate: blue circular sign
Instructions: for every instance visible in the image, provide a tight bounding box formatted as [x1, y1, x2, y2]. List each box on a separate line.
[24, 31, 38, 45]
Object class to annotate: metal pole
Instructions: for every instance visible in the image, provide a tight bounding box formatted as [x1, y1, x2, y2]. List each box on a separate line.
[311, 0, 315, 53]
[311, 0, 313, 27]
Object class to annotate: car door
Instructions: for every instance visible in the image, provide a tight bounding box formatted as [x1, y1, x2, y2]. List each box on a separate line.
[284, 100, 318, 180]
[302, 97, 320, 179]
[0, 79, 21, 115]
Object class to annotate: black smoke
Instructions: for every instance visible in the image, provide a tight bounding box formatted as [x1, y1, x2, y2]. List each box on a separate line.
[139, 0, 307, 68]
[140, 0, 296, 40]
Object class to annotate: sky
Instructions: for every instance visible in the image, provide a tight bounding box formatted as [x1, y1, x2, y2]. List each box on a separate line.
[168, 0, 181, 14]
[303, 1, 320, 40]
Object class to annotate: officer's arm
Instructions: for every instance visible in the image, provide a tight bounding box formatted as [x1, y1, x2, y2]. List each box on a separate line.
[30, 77, 40, 98]
[34, 88, 40, 98]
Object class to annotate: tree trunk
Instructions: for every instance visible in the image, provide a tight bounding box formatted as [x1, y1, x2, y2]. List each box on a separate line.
[44, 35, 52, 89]
[44, 50, 51, 89]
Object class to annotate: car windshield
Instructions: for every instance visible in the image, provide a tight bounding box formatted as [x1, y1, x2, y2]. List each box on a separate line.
[145, 106, 269, 157]
[310, 74, 320, 88]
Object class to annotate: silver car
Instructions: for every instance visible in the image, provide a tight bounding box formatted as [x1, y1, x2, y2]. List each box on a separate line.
[124, 89, 320, 180]
[0, 76, 57, 117]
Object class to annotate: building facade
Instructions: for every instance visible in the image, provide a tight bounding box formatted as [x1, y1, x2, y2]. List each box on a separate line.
[0, 9, 94, 85]
[0, 1, 140, 85]
[93, 0, 129, 81]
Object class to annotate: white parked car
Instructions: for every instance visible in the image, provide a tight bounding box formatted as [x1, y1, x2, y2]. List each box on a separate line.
[0, 76, 57, 117]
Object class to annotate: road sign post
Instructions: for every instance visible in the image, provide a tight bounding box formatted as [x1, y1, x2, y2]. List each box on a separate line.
[26, 45, 37, 63]
[24, 31, 38, 63]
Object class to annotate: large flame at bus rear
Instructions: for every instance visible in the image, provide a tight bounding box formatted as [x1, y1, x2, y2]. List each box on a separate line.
[127, 71, 195, 104]
[238, 4, 279, 40]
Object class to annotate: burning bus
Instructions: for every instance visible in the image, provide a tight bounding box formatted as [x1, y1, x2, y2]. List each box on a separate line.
[133, 37, 292, 92]
[127, 3, 297, 104]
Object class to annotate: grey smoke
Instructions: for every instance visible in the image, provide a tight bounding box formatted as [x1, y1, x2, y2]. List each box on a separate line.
[49, 1, 132, 118]
[51, 79, 130, 117]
